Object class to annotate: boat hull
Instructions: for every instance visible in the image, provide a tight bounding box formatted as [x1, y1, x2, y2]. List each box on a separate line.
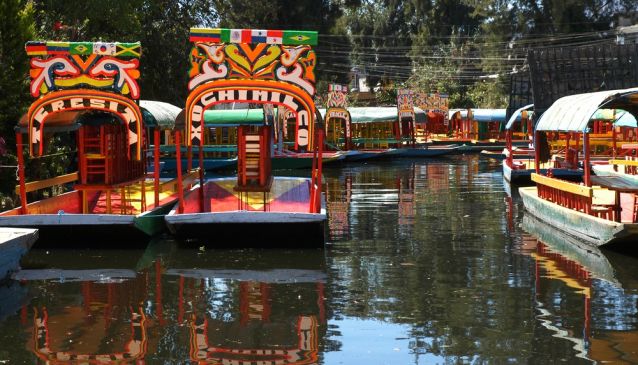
[392, 146, 459, 157]
[0, 228, 38, 281]
[519, 186, 638, 248]
[165, 176, 327, 247]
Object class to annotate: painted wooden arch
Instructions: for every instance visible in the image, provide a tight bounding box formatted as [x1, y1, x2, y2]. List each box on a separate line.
[26, 89, 143, 160]
[185, 79, 316, 150]
[33, 307, 148, 363]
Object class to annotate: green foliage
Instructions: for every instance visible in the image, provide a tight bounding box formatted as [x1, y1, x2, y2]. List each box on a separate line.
[0, 0, 34, 206]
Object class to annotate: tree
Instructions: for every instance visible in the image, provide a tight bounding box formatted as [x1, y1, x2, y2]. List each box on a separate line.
[0, 0, 34, 207]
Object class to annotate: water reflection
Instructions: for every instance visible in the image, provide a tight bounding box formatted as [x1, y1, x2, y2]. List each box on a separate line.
[0, 156, 636, 364]
[2, 242, 327, 364]
[521, 214, 638, 363]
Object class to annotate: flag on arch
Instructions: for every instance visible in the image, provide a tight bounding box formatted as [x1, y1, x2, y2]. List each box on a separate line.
[93, 42, 116, 55]
[266, 30, 283, 44]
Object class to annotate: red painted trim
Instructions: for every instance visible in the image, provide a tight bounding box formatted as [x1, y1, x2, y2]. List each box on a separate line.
[154, 129, 160, 207]
[175, 130, 184, 214]
[16, 132, 27, 214]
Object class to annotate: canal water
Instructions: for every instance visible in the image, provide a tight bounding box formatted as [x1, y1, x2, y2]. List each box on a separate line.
[1, 155, 637, 363]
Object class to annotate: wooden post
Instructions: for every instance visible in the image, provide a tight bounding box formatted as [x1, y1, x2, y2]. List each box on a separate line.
[187, 144, 192, 172]
[584, 132, 591, 187]
[198, 136, 205, 212]
[506, 129, 513, 166]
[154, 129, 160, 207]
[612, 126, 617, 159]
[316, 127, 324, 213]
[534, 130, 541, 174]
[175, 130, 184, 213]
[16, 132, 27, 214]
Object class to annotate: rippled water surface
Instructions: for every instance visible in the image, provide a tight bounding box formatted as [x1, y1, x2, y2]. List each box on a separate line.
[1, 155, 638, 364]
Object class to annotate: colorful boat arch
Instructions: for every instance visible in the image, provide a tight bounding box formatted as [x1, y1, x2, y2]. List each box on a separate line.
[185, 28, 318, 151]
[25, 40, 143, 160]
[26, 89, 143, 160]
[185, 79, 315, 150]
[325, 83, 351, 149]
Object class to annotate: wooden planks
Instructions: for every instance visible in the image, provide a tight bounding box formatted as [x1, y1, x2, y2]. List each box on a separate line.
[15, 172, 78, 194]
[532, 173, 592, 197]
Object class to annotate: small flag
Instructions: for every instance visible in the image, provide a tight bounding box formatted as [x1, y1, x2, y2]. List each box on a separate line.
[230, 29, 242, 43]
[251, 29, 267, 43]
[241, 29, 252, 43]
[25, 41, 47, 56]
[93, 42, 116, 55]
[282, 30, 318, 45]
[46, 41, 70, 55]
[115, 43, 141, 57]
[266, 30, 283, 44]
[190, 28, 222, 43]
[70, 42, 93, 55]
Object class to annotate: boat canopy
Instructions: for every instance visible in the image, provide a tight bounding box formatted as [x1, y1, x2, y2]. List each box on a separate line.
[349, 107, 398, 124]
[140, 100, 182, 130]
[203, 108, 266, 126]
[448, 109, 508, 123]
[505, 104, 534, 130]
[535, 88, 638, 132]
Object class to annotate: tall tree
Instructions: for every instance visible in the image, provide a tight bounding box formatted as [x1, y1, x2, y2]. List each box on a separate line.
[0, 0, 34, 206]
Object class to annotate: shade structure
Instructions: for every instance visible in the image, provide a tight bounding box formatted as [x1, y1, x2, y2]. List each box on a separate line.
[505, 104, 534, 130]
[140, 100, 182, 130]
[448, 109, 507, 123]
[535, 88, 638, 132]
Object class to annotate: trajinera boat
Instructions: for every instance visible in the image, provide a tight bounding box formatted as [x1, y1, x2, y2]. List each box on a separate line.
[164, 27, 327, 246]
[0, 40, 193, 243]
[519, 87, 638, 248]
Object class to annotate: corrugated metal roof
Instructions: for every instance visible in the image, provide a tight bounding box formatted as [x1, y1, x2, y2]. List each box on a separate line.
[140, 100, 181, 130]
[535, 88, 638, 132]
[505, 104, 534, 130]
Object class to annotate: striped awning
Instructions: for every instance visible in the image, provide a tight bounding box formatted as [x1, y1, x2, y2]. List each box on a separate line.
[535, 88, 638, 132]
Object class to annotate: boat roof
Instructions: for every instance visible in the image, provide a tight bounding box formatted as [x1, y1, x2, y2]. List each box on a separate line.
[448, 109, 507, 123]
[140, 100, 182, 130]
[535, 88, 638, 132]
[203, 108, 266, 126]
[349, 107, 398, 124]
[505, 104, 534, 130]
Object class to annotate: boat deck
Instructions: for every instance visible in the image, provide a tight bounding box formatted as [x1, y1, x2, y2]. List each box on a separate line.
[183, 177, 312, 214]
[0, 178, 181, 217]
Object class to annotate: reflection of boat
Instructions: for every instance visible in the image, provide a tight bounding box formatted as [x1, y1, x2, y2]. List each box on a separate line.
[522, 214, 620, 285]
[156, 239, 326, 365]
[15, 246, 154, 362]
[521, 213, 638, 363]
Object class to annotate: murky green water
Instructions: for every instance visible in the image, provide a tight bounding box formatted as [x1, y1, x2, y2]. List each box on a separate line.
[1, 155, 638, 364]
